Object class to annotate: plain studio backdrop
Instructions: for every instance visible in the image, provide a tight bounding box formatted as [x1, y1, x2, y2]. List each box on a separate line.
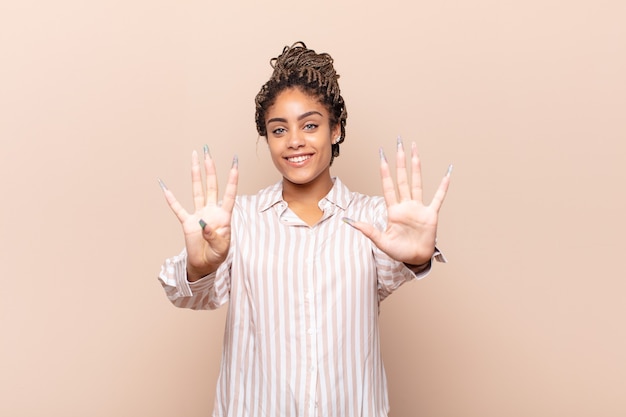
[1, 1, 624, 416]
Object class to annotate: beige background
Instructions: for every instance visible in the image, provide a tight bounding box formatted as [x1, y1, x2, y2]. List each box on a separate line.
[1, 0, 625, 416]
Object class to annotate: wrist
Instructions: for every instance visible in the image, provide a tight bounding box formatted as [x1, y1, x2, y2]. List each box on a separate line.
[406, 247, 435, 267]
[186, 263, 218, 282]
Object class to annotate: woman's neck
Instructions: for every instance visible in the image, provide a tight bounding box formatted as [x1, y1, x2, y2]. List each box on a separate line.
[282, 174, 333, 206]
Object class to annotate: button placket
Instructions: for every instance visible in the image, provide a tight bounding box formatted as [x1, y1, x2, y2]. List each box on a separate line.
[304, 226, 319, 416]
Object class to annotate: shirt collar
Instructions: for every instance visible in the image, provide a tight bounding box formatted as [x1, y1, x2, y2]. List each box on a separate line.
[258, 177, 352, 212]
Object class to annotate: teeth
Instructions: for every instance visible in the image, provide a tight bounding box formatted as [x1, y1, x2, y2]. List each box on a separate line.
[288, 155, 311, 163]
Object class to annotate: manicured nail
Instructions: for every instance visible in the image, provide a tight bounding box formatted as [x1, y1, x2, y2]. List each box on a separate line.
[379, 148, 387, 162]
[397, 136, 404, 151]
[232, 155, 239, 169]
[203, 144, 211, 159]
[342, 217, 355, 226]
[157, 178, 168, 191]
[446, 164, 454, 176]
[199, 219, 207, 230]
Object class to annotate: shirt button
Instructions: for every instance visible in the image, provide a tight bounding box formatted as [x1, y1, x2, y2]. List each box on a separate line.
[305, 291, 312, 300]
[310, 365, 316, 372]
[307, 328, 315, 335]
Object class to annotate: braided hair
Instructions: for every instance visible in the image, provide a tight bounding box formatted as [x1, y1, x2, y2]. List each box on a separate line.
[255, 42, 348, 164]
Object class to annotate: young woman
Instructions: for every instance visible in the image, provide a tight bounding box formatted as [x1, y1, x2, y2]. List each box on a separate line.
[158, 42, 451, 417]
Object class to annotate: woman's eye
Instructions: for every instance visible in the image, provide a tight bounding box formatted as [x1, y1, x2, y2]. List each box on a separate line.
[304, 123, 318, 130]
[272, 127, 286, 135]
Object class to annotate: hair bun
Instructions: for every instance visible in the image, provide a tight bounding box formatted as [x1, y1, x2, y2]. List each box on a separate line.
[270, 42, 339, 85]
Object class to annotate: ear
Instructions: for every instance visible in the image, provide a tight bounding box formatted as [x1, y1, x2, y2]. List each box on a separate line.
[331, 124, 341, 144]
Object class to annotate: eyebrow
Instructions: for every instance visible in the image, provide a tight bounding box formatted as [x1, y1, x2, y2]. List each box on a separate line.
[266, 111, 324, 125]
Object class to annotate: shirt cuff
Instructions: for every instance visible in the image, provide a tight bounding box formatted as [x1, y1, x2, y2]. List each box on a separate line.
[158, 249, 217, 297]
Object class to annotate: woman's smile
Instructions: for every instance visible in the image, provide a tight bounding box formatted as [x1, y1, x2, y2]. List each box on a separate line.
[285, 153, 313, 164]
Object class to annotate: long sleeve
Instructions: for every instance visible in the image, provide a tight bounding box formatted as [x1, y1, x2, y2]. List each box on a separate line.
[157, 249, 229, 310]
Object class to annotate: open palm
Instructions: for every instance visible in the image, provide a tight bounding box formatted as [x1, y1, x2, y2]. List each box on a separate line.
[346, 139, 451, 266]
[160, 147, 239, 281]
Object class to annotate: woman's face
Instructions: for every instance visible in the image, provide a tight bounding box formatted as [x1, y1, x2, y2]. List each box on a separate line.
[265, 87, 340, 190]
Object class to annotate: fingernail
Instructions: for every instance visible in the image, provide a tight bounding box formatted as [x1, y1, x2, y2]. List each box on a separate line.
[397, 136, 403, 151]
[379, 148, 387, 162]
[232, 155, 239, 168]
[157, 178, 168, 191]
[203, 144, 211, 159]
[199, 219, 207, 230]
[446, 164, 454, 176]
[342, 217, 355, 225]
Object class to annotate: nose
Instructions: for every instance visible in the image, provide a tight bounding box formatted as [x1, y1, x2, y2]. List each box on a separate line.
[287, 129, 305, 149]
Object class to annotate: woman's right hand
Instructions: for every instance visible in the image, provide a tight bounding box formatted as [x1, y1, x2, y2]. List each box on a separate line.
[159, 146, 239, 282]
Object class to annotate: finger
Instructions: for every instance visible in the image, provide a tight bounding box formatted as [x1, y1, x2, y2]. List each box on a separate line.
[220, 155, 239, 214]
[199, 220, 229, 253]
[342, 218, 383, 246]
[160, 185, 190, 223]
[203, 145, 218, 205]
[191, 150, 205, 211]
[396, 137, 411, 201]
[379, 148, 398, 206]
[199, 220, 218, 243]
[429, 164, 453, 212]
[410, 142, 423, 202]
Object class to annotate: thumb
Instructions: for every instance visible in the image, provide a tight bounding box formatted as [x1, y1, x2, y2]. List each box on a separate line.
[199, 219, 216, 242]
[342, 217, 382, 245]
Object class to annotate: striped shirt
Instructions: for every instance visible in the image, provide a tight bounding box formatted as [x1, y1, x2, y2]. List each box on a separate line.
[159, 177, 445, 417]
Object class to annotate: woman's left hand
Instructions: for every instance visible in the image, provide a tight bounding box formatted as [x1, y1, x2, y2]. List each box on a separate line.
[345, 138, 451, 265]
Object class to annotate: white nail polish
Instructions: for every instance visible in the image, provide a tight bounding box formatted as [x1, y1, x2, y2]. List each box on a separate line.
[157, 178, 168, 191]
[396, 136, 403, 150]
